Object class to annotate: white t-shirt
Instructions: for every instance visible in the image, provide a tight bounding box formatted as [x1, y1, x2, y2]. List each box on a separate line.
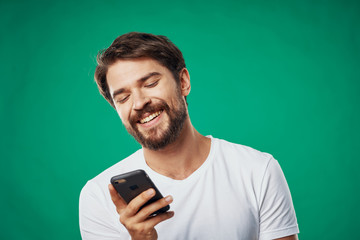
[79, 137, 299, 240]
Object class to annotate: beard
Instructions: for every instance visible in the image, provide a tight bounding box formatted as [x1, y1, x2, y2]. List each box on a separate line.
[124, 94, 188, 151]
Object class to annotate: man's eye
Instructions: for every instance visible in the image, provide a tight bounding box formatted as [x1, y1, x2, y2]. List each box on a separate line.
[117, 95, 129, 104]
[145, 80, 159, 88]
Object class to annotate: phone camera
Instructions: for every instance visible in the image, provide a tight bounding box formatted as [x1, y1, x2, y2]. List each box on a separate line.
[129, 185, 139, 190]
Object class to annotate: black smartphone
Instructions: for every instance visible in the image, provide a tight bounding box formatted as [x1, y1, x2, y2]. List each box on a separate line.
[110, 169, 170, 215]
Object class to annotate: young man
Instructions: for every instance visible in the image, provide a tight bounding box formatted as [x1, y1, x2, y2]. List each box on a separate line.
[79, 32, 299, 240]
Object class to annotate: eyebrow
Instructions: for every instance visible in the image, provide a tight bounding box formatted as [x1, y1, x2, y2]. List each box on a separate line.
[112, 72, 162, 98]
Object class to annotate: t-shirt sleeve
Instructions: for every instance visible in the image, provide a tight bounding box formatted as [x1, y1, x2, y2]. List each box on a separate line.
[79, 180, 130, 240]
[258, 157, 299, 240]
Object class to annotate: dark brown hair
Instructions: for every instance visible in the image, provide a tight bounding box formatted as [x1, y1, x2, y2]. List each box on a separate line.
[94, 32, 186, 108]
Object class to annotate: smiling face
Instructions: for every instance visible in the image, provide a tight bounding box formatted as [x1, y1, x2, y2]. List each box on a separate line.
[106, 58, 189, 150]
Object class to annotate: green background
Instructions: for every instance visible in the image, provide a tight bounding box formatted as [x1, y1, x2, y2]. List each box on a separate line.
[1, 0, 359, 239]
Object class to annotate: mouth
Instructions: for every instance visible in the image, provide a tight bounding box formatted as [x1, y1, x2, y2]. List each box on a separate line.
[139, 110, 163, 124]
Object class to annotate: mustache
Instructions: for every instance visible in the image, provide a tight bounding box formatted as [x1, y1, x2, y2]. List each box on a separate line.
[130, 101, 170, 124]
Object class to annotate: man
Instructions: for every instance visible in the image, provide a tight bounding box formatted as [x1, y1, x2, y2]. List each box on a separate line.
[79, 32, 299, 240]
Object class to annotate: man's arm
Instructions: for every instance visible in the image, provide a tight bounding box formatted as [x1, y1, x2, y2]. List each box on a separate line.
[79, 181, 126, 239]
[258, 158, 299, 239]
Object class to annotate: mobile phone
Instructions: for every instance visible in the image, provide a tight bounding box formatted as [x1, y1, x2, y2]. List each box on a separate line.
[110, 169, 170, 215]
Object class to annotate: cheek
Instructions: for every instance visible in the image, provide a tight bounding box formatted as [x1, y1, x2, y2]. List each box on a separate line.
[155, 85, 178, 101]
[116, 108, 129, 122]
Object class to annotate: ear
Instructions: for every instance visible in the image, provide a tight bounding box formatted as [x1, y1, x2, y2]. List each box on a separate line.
[179, 68, 191, 97]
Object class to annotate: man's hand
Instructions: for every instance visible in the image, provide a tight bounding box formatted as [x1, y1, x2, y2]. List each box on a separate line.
[108, 184, 174, 240]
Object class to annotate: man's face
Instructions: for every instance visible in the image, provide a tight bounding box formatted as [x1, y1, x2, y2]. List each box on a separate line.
[106, 58, 188, 150]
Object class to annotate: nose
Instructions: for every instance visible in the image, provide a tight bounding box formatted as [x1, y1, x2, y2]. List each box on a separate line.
[132, 91, 151, 111]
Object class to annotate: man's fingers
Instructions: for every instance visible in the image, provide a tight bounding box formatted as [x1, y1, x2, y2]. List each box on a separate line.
[108, 184, 127, 214]
[144, 211, 175, 228]
[108, 185, 174, 237]
[135, 195, 173, 222]
[109, 186, 173, 228]
[124, 188, 156, 216]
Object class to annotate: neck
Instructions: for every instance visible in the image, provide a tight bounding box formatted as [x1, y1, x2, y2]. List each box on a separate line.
[142, 119, 211, 180]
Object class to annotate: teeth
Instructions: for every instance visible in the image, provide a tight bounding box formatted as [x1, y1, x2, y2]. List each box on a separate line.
[140, 111, 162, 124]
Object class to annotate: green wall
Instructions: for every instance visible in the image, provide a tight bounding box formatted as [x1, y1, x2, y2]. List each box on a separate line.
[1, 0, 359, 239]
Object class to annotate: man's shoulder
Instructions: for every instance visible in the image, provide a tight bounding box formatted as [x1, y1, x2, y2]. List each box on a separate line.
[211, 137, 279, 190]
[215, 137, 273, 161]
[213, 137, 274, 170]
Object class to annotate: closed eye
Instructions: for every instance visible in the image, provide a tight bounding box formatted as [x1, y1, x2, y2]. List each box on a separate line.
[117, 95, 129, 104]
[145, 80, 159, 88]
